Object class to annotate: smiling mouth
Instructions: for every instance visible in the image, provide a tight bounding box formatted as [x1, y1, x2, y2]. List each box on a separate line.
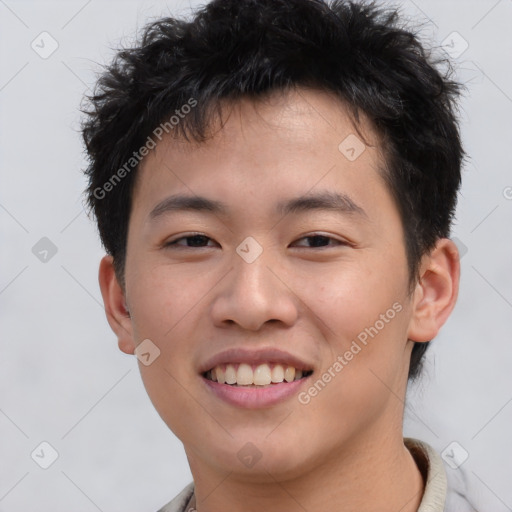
[203, 362, 313, 387]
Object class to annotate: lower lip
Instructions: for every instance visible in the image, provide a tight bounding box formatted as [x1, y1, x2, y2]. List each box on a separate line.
[202, 376, 311, 409]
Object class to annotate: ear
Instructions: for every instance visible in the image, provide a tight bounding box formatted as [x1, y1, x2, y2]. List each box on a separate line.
[407, 238, 460, 343]
[98, 255, 135, 355]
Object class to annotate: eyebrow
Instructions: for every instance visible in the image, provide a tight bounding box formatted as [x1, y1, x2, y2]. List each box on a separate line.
[276, 191, 368, 219]
[148, 191, 368, 222]
[149, 194, 228, 220]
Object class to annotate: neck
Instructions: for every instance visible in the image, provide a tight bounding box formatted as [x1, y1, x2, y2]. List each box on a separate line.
[187, 429, 425, 512]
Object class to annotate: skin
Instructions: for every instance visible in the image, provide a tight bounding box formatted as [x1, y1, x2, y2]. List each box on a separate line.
[99, 87, 460, 512]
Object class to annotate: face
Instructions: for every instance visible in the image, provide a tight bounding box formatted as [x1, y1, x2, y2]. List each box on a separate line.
[105, 88, 436, 480]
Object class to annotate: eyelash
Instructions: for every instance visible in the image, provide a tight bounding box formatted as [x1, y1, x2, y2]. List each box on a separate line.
[164, 233, 348, 249]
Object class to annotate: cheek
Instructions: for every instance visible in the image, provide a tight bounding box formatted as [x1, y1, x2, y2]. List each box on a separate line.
[127, 264, 210, 440]
[125, 263, 212, 420]
[127, 261, 206, 342]
[301, 257, 406, 345]
[302, 255, 411, 415]
[138, 359, 209, 447]
[297, 304, 409, 447]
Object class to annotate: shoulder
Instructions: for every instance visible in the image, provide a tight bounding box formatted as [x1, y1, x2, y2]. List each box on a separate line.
[156, 482, 195, 512]
[404, 437, 479, 512]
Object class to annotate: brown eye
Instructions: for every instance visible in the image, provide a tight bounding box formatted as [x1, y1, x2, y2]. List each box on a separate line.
[291, 235, 345, 248]
[165, 234, 216, 248]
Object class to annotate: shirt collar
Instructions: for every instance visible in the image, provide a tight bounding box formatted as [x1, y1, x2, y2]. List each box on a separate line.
[404, 437, 447, 512]
[160, 437, 448, 512]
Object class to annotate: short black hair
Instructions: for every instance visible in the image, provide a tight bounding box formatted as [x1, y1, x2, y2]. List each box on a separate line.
[81, 0, 464, 381]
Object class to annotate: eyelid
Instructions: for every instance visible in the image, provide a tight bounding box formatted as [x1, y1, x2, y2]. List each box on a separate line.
[164, 232, 351, 249]
[291, 233, 350, 248]
[164, 232, 216, 247]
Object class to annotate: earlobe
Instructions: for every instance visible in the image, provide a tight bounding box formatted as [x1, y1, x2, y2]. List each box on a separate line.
[407, 238, 460, 343]
[98, 255, 136, 355]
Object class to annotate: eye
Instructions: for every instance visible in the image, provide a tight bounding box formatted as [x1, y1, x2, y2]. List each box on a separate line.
[291, 234, 347, 248]
[164, 233, 217, 248]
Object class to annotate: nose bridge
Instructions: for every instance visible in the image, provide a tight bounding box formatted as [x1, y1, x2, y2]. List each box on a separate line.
[234, 248, 275, 298]
[211, 243, 298, 330]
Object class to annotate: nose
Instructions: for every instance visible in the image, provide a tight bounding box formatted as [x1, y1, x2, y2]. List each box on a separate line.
[210, 250, 299, 332]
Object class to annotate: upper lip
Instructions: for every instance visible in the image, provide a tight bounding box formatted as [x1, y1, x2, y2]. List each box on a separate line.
[199, 347, 314, 374]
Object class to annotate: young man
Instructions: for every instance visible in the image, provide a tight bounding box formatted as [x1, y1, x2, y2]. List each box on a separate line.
[82, 0, 475, 510]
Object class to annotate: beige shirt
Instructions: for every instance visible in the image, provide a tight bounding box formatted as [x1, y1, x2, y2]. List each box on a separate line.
[157, 438, 477, 512]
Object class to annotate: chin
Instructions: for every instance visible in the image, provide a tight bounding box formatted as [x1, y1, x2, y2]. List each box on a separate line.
[201, 435, 314, 482]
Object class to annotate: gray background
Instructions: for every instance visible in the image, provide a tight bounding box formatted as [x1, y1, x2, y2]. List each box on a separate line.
[1, 0, 511, 510]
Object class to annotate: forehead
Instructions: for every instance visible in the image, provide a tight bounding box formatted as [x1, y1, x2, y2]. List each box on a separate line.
[131, 87, 389, 224]
[159, 88, 380, 159]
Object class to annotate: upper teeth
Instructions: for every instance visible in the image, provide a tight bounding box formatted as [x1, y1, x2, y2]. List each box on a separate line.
[207, 363, 306, 386]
